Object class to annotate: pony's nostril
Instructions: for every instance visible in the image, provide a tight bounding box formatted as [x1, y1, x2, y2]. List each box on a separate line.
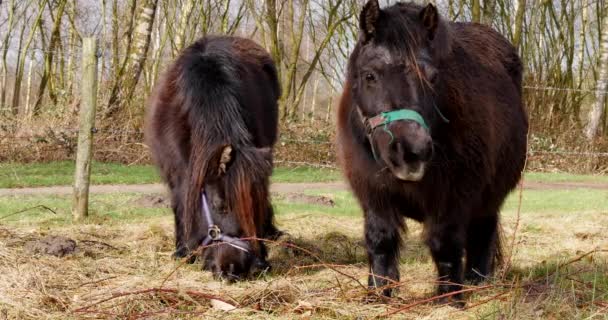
[403, 149, 419, 163]
[417, 144, 432, 162]
[253, 258, 270, 273]
[390, 140, 399, 153]
[400, 139, 432, 164]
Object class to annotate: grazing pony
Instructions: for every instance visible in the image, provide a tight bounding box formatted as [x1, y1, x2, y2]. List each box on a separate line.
[145, 36, 281, 280]
[337, 1, 528, 304]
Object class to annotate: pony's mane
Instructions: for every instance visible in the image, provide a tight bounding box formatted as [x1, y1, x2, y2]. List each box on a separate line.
[176, 37, 271, 243]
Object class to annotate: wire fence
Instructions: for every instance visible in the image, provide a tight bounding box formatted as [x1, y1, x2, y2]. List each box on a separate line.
[1, 127, 608, 174]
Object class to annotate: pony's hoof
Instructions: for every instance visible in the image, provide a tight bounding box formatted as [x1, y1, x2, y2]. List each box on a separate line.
[434, 295, 465, 308]
[172, 247, 197, 264]
[267, 228, 287, 241]
[464, 271, 488, 285]
[172, 247, 188, 259]
[363, 287, 394, 303]
[363, 292, 385, 304]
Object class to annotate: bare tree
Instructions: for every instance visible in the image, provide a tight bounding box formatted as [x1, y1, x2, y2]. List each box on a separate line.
[471, 0, 481, 23]
[11, 0, 46, 115]
[586, 11, 608, 140]
[32, 0, 67, 115]
[104, 0, 159, 119]
[173, 0, 195, 57]
[0, 0, 17, 109]
[511, 0, 526, 50]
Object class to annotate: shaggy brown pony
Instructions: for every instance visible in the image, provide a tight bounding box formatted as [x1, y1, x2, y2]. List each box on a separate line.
[145, 36, 281, 280]
[337, 1, 528, 305]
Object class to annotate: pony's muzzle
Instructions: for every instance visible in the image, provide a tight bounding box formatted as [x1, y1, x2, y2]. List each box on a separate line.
[251, 257, 271, 275]
[383, 121, 432, 181]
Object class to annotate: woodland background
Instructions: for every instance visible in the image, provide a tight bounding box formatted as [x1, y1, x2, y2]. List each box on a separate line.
[1, 0, 608, 172]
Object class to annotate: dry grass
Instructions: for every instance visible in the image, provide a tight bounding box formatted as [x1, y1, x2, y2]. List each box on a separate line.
[0, 193, 607, 319]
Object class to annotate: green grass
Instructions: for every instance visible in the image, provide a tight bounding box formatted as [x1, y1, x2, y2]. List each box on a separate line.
[502, 188, 608, 213]
[273, 190, 360, 217]
[276, 187, 608, 218]
[0, 161, 342, 188]
[4, 187, 604, 227]
[525, 171, 608, 184]
[0, 161, 159, 188]
[2, 161, 608, 188]
[271, 166, 342, 183]
[0, 193, 169, 226]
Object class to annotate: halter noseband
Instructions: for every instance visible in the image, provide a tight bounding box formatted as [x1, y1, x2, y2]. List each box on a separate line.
[358, 108, 430, 160]
[363, 109, 429, 134]
[200, 192, 250, 253]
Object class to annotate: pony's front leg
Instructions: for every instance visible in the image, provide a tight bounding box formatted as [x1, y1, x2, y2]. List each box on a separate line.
[365, 208, 402, 297]
[426, 219, 466, 307]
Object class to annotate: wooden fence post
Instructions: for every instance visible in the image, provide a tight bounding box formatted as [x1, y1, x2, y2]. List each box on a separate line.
[72, 37, 98, 221]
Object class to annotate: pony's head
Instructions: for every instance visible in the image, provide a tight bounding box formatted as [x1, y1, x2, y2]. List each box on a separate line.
[193, 144, 273, 281]
[349, 1, 451, 181]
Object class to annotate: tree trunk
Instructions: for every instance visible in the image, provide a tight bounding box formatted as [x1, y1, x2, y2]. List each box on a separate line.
[12, 0, 46, 115]
[173, 0, 195, 57]
[1, 0, 17, 109]
[586, 14, 608, 140]
[24, 51, 35, 118]
[578, 0, 588, 87]
[471, 0, 481, 23]
[291, 0, 349, 113]
[265, 0, 282, 84]
[104, 0, 159, 119]
[512, 0, 526, 50]
[482, 0, 496, 25]
[111, 0, 120, 78]
[282, 0, 309, 120]
[32, 0, 67, 115]
[65, 9, 77, 101]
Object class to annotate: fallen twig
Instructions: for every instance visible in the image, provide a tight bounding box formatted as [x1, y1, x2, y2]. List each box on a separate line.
[73, 288, 236, 314]
[0, 205, 56, 220]
[377, 285, 495, 318]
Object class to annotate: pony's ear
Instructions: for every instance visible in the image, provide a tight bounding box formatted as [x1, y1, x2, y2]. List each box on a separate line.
[255, 147, 272, 164]
[419, 3, 439, 40]
[218, 145, 233, 175]
[359, 0, 380, 43]
[207, 144, 233, 177]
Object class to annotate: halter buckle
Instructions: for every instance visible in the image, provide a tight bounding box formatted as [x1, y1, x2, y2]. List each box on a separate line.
[208, 225, 222, 241]
[363, 118, 373, 135]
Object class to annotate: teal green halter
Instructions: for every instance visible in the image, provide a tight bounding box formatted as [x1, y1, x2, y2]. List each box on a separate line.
[365, 109, 429, 132]
[361, 109, 429, 161]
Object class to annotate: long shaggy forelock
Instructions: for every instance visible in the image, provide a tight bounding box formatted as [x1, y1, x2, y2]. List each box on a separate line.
[223, 149, 272, 243]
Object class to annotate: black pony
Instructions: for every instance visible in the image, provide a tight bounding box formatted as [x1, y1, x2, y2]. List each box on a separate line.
[145, 36, 282, 280]
[337, 1, 528, 304]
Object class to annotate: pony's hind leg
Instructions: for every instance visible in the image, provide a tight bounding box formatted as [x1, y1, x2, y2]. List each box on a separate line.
[426, 220, 466, 307]
[365, 209, 402, 297]
[465, 214, 500, 284]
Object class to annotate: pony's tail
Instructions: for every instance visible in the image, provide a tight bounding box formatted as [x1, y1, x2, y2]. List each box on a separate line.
[176, 45, 244, 250]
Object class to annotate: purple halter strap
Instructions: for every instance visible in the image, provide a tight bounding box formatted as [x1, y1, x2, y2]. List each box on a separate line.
[200, 192, 250, 253]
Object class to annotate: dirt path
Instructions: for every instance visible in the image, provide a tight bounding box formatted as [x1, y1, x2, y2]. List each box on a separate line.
[0, 180, 607, 197]
[0, 182, 347, 197]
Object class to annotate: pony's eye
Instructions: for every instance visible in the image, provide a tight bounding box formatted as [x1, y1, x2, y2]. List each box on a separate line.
[422, 65, 438, 83]
[365, 73, 376, 82]
[215, 205, 228, 214]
